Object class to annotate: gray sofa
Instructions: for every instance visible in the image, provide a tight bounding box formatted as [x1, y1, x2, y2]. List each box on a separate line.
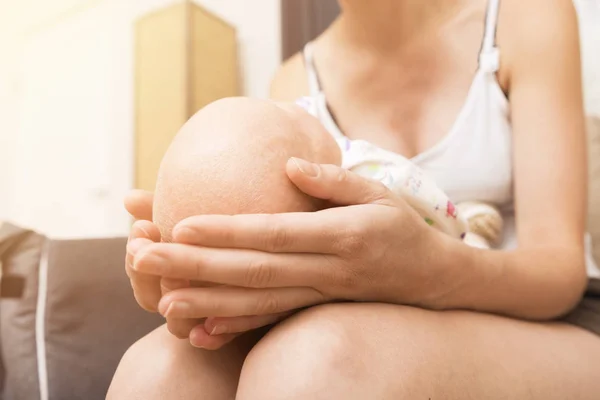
[0, 224, 162, 400]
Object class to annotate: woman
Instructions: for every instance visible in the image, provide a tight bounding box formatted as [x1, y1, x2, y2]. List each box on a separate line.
[109, 0, 600, 398]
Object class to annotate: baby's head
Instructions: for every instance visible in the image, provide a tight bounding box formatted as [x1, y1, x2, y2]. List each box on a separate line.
[152, 97, 341, 241]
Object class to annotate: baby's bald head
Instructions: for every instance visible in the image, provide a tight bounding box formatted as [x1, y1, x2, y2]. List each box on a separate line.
[153, 97, 341, 241]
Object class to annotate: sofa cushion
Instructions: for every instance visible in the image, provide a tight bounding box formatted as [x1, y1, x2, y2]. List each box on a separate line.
[0, 223, 163, 400]
[41, 237, 164, 400]
[0, 222, 46, 400]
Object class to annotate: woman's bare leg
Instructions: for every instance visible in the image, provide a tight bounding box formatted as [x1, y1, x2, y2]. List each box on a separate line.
[237, 303, 600, 399]
[107, 325, 264, 400]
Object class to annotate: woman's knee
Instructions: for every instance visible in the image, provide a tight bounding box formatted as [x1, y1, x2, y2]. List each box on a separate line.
[250, 303, 367, 367]
[108, 326, 176, 399]
[236, 303, 480, 399]
[237, 303, 419, 399]
[238, 303, 600, 399]
[108, 324, 247, 400]
[107, 325, 202, 400]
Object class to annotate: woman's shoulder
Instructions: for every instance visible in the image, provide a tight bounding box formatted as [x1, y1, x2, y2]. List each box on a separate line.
[269, 52, 310, 101]
[497, 0, 579, 90]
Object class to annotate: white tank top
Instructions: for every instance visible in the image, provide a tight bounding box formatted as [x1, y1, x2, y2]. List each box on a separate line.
[302, 0, 600, 277]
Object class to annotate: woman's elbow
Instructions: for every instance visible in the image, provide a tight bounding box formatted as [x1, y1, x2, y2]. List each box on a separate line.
[554, 261, 588, 317]
[538, 256, 589, 320]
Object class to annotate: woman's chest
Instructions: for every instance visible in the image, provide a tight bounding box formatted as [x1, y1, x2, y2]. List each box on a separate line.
[322, 54, 479, 160]
[308, 73, 514, 207]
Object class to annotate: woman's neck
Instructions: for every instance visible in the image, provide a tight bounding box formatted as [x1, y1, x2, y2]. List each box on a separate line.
[334, 0, 465, 52]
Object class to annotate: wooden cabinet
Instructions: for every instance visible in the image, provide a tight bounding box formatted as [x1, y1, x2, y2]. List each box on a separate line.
[135, 2, 239, 191]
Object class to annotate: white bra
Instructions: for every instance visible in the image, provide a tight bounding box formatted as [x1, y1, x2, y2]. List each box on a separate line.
[302, 0, 512, 209]
[299, 0, 600, 277]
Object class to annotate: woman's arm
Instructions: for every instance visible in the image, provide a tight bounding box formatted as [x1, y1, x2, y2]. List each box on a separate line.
[266, 1, 588, 319]
[130, 0, 589, 327]
[433, 0, 588, 319]
[269, 53, 309, 101]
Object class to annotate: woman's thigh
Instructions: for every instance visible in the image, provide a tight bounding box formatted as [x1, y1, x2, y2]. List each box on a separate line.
[107, 324, 263, 400]
[238, 303, 600, 400]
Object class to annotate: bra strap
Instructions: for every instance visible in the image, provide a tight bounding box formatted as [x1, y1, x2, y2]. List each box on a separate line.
[303, 42, 323, 96]
[478, 0, 501, 73]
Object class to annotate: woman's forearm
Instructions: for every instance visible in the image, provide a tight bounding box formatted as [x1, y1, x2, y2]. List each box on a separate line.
[420, 233, 588, 320]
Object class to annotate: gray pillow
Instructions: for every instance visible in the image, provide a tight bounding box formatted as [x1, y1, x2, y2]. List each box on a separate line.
[0, 223, 163, 400]
[0, 222, 46, 400]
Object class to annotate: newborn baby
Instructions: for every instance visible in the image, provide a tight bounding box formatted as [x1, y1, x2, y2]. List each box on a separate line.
[153, 98, 341, 240]
[153, 98, 344, 337]
[152, 97, 501, 336]
[154, 97, 471, 242]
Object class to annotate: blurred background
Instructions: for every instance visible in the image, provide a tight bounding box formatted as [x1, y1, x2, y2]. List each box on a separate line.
[0, 0, 598, 239]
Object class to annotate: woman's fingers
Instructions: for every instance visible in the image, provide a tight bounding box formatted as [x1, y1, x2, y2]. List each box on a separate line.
[127, 239, 162, 312]
[173, 212, 338, 254]
[161, 277, 191, 294]
[169, 159, 399, 254]
[204, 312, 292, 335]
[161, 278, 200, 339]
[158, 286, 326, 319]
[188, 314, 292, 349]
[126, 221, 162, 312]
[124, 190, 154, 221]
[125, 220, 160, 280]
[166, 317, 203, 339]
[188, 327, 240, 350]
[133, 243, 335, 288]
[287, 158, 396, 206]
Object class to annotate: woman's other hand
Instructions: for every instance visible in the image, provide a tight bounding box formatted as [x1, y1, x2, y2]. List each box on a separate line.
[125, 191, 206, 341]
[132, 159, 457, 337]
[125, 190, 290, 349]
[125, 190, 162, 312]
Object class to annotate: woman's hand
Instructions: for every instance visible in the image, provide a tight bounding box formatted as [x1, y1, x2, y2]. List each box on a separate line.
[132, 159, 455, 334]
[125, 190, 291, 349]
[124, 190, 162, 311]
[124, 191, 201, 339]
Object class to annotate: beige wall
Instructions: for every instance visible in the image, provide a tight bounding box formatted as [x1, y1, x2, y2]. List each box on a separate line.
[574, 0, 600, 117]
[0, 0, 281, 238]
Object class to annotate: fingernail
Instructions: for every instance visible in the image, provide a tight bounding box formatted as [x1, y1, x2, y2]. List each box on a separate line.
[137, 225, 151, 239]
[172, 225, 194, 243]
[190, 339, 206, 349]
[163, 301, 191, 317]
[126, 238, 146, 257]
[209, 325, 227, 336]
[291, 157, 319, 178]
[133, 251, 167, 274]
